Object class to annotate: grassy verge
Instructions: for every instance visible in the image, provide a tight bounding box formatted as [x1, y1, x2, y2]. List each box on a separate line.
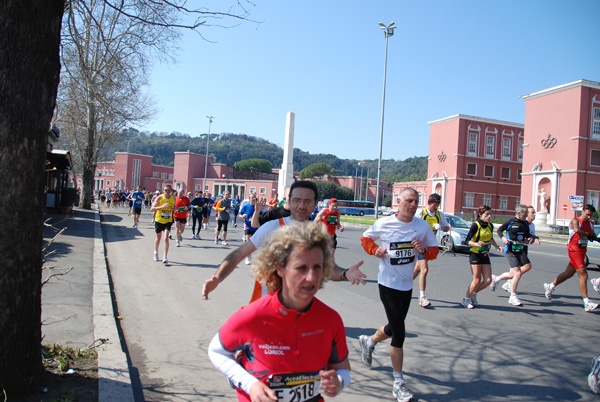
[340, 215, 377, 225]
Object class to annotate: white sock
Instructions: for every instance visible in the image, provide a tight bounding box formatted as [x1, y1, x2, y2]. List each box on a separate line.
[393, 371, 404, 385]
[420, 291, 426, 298]
[366, 336, 375, 349]
[584, 298, 590, 304]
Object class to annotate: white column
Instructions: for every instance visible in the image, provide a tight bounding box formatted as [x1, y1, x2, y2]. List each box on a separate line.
[278, 111, 295, 197]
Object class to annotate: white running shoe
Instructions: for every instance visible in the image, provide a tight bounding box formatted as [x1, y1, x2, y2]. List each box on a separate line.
[470, 293, 479, 307]
[584, 300, 599, 312]
[176, 240, 181, 247]
[591, 278, 600, 293]
[589, 355, 600, 394]
[162, 256, 168, 264]
[358, 335, 374, 367]
[462, 297, 474, 309]
[418, 296, 431, 307]
[543, 283, 553, 300]
[490, 275, 498, 291]
[153, 252, 159, 262]
[508, 295, 522, 306]
[502, 280, 511, 292]
[245, 256, 251, 265]
[221, 241, 229, 246]
[392, 381, 414, 402]
[132, 223, 137, 228]
[215, 238, 219, 244]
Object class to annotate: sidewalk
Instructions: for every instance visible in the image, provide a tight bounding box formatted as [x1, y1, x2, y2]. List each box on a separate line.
[42, 205, 133, 401]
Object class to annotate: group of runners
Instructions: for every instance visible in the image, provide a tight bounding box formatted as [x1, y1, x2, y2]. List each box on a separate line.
[203, 184, 599, 402]
[102, 180, 599, 401]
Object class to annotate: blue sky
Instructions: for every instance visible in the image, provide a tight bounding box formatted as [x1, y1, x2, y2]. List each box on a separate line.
[142, 0, 600, 162]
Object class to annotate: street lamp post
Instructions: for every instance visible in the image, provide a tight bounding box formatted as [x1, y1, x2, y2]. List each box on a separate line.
[375, 21, 395, 219]
[358, 161, 366, 201]
[203, 116, 214, 193]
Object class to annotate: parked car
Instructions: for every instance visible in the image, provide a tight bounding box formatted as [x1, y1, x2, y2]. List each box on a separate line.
[585, 224, 600, 269]
[437, 214, 472, 253]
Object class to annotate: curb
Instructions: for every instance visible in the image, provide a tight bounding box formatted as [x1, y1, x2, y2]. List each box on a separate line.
[92, 206, 135, 401]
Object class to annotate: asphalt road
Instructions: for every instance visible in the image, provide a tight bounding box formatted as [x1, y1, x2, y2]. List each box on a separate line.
[101, 207, 600, 402]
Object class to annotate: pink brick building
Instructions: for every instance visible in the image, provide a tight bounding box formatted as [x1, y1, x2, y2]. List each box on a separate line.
[391, 181, 430, 210]
[425, 114, 524, 219]
[320, 175, 392, 202]
[520, 79, 600, 225]
[80, 151, 283, 199]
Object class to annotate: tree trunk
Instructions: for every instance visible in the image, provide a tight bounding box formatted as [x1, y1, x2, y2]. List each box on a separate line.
[80, 99, 97, 209]
[0, 0, 64, 392]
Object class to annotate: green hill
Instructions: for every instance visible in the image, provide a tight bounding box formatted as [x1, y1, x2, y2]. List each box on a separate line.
[106, 128, 427, 183]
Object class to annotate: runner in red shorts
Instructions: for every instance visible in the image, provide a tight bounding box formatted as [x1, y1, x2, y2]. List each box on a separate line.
[543, 204, 599, 311]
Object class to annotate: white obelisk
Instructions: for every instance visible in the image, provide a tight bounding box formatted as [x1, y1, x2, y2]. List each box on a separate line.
[278, 111, 295, 198]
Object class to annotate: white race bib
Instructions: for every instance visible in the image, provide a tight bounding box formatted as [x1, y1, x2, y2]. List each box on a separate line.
[388, 241, 415, 265]
[268, 371, 321, 402]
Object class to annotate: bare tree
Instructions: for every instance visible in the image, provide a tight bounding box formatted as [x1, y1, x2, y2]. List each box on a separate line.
[0, 0, 254, 392]
[58, 0, 256, 209]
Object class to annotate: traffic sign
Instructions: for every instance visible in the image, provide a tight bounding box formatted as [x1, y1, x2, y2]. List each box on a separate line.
[562, 204, 568, 211]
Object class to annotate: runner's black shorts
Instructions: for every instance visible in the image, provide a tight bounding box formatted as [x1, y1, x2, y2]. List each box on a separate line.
[469, 252, 491, 265]
[155, 221, 173, 233]
[505, 250, 530, 268]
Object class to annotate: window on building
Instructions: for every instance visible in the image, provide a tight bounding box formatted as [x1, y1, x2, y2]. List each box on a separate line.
[161, 173, 168, 179]
[515, 197, 520, 208]
[464, 192, 475, 208]
[500, 167, 511, 179]
[195, 184, 201, 191]
[518, 138, 524, 162]
[250, 186, 256, 193]
[517, 168, 522, 181]
[502, 137, 511, 160]
[466, 162, 477, 176]
[418, 192, 424, 206]
[262, 173, 267, 178]
[482, 194, 492, 206]
[486, 135, 495, 157]
[499, 196, 508, 211]
[592, 107, 600, 139]
[259, 187, 266, 194]
[153, 172, 159, 178]
[484, 165, 494, 178]
[106, 180, 111, 186]
[468, 133, 478, 156]
[587, 190, 599, 209]
[591, 149, 600, 167]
